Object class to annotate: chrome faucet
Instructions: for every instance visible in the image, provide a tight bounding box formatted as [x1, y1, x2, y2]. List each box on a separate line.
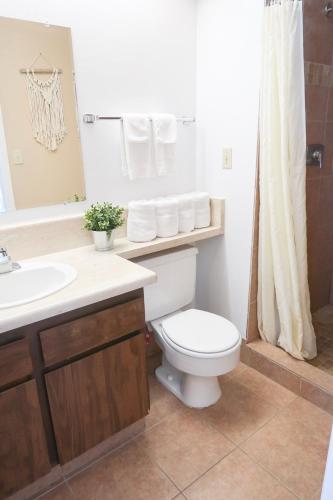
[324, 2, 333, 17]
[0, 247, 21, 273]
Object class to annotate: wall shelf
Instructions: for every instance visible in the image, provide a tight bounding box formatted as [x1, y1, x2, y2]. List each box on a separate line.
[108, 198, 224, 260]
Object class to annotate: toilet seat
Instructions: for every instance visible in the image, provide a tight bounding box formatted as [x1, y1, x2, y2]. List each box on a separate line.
[161, 309, 240, 357]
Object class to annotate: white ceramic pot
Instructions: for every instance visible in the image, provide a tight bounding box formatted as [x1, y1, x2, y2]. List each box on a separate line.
[92, 231, 114, 251]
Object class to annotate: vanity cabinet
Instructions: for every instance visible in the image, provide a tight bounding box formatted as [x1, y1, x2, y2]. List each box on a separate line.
[0, 380, 51, 499]
[0, 289, 150, 498]
[45, 333, 148, 463]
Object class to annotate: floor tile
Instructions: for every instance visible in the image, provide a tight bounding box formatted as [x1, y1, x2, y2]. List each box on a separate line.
[200, 374, 278, 444]
[136, 408, 235, 490]
[146, 376, 183, 429]
[234, 366, 297, 408]
[241, 398, 332, 499]
[68, 440, 178, 500]
[38, 483, 75, 499]
[183, 448, 296, 500]
[220, 361, 247, 380]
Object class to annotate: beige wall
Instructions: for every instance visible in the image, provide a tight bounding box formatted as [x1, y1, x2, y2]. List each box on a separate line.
[0, 17, 85, 209]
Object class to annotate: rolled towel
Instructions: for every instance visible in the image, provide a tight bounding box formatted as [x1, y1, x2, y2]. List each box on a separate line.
[155, 199, 179, 237]
[191, 192, 211, 228]
[172, 194, 195, 233]
[127, 200, 157, 242]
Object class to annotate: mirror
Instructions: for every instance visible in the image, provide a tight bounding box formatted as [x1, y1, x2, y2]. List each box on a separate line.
[0, 17, 86, 212]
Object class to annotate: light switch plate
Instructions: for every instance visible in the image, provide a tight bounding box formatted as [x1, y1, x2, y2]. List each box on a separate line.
[12, 149, 24, 165]
[222, 148, 232, 169]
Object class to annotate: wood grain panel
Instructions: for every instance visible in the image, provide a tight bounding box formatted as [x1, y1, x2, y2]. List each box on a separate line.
[0, 380, 51, 498]
[46, 351, 112, 464]
[0, 338, 32, 390]
[45, 333, 149, 464]
[40, 298, 145, 367]
[104, 333, 149, 433]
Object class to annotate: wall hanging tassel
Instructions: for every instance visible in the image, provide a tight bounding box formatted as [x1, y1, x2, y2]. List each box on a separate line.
[26, 69, 66, 151]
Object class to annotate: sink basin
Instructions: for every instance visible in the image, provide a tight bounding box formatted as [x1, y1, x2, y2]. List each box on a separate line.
[0, 261, 77, 309]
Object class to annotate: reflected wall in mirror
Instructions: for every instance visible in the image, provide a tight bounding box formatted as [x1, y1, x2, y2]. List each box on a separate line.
[0, 17, 86, 212]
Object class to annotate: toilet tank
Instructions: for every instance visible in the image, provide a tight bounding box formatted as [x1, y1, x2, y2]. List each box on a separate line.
[134, 245, 198, 322]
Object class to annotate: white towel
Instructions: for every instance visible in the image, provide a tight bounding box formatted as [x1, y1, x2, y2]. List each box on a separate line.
[127, 200, 157, 242]
[120, 114, 154, 180]
[190, 192, 211, 228]
[150, 114, 177, 176]
[172, 194, 195, 233]
[155, 199, 179, 237]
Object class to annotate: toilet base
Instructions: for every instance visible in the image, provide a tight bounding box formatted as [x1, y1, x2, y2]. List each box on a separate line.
[155, 357, 222, 409]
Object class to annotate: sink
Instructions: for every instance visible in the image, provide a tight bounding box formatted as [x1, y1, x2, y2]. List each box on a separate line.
[0, 261, 77, 309]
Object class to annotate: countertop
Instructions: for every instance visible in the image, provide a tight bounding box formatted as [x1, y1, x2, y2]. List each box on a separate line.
[0, 246, 156, 334]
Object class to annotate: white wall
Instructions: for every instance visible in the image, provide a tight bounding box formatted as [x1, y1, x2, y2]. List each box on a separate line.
[0, 0, 197, 224]
[0, 0, 262, 339]
[195, 0, 262, 337]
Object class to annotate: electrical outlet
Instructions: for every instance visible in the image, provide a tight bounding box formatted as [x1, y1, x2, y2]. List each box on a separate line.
[12, 149, 24, 165]
[222, 148, 232, 169]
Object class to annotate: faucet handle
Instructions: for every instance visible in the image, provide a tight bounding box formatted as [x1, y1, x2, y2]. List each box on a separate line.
[0, 248, 8, 257]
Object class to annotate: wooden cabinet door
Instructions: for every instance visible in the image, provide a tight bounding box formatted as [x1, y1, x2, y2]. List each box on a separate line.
[46, 333, 149, 464]
[105, 332, 149, 434]
[0, 380, 51, 499]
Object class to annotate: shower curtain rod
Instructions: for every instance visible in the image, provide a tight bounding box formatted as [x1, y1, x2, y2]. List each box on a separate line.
[83, 114, 196, 125]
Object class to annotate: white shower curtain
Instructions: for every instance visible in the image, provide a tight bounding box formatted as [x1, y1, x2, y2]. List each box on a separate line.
[258, 0, 317, 360]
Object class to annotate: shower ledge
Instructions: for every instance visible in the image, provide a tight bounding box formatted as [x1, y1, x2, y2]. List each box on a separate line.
[242, 339, 333, 415]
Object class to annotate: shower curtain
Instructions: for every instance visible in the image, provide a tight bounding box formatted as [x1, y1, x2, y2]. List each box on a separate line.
[257, 0, 317, 360]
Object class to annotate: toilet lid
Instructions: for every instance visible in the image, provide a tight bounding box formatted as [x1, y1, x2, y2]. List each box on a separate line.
[161, 309, 240, 354]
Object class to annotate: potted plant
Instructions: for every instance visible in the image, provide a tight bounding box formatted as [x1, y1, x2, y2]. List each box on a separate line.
[83, 202, 125, 251]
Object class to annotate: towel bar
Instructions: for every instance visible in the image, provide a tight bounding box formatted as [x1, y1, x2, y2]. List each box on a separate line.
[83, 114, 195, 125]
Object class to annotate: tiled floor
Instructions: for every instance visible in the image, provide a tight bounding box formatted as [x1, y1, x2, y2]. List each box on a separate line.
[38, 364, 332, 500]
[310, 305, 333, 375]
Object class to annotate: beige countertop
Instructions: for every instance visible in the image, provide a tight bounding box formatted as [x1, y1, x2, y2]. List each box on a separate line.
[0, 246, 156, 334]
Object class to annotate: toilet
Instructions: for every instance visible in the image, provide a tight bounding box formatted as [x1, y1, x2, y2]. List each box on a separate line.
[135, 245, 241, 408]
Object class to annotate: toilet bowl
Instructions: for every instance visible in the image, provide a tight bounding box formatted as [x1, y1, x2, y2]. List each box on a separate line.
[151, 308, 241, 407]
[134, 245, 241, 408]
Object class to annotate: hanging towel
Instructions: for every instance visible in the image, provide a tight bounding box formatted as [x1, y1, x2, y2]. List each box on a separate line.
[150, 114, 177, 176]
[191, 192, 211, 228]
[120, 114, 154, 180]
[155, 198, 179, 237]
[127, 200, 157, 242]
[172, 194, 195, 233]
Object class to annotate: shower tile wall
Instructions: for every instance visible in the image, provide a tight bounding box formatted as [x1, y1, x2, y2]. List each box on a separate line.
[304, 0, 333, 311]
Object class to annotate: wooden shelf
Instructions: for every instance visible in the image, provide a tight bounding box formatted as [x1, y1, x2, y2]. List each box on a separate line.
[110, 198, 224, 260]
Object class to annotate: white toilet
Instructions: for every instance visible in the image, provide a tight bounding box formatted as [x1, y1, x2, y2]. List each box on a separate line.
[136, 245, 241, 408]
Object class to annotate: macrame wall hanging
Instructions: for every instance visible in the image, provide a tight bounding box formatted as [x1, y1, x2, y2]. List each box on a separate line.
[24, 53, 66, 152]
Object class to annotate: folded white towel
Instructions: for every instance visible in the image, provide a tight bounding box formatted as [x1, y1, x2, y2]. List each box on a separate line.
[190, 192, 211, 228]
[172, 194, 195, 233]
[120, 114, 154, 180]
[155, 198, 179, 237]
[127, 200, 157, 242]
[150, 114, 177, 176]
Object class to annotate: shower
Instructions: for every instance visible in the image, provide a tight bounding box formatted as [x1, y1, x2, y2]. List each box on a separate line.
[304, 0, 333, 375]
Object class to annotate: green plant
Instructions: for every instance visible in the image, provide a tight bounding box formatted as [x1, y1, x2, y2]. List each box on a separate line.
[83, 202, 124, 236]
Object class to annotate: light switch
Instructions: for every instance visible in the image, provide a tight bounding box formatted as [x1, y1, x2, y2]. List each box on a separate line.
[12, 149, 24, 165]
[222, 148, 232, 169]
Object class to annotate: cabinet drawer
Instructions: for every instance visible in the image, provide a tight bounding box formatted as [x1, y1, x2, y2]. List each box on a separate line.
[40, 297, 145, 367]
[0, 338, 32, 390]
